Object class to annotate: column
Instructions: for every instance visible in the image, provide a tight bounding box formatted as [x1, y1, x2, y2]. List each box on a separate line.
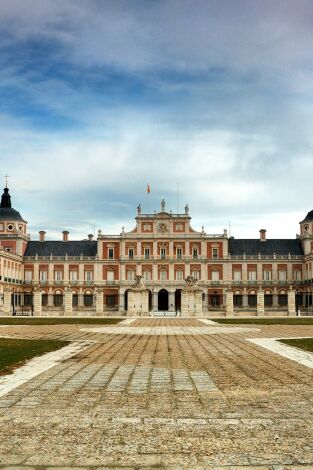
[3, 288, 11, 315]
[288, 287, 296, 316]
[78, 287, 84, 308]
[257, 287, 264, 316]
[226, 289, 234, 316]
[33, 289, 42, 316]
[118, 288, 124, 313]
[48, 288, 54, 307]
[169, 241, 174, 257]
[153, 290, 158, 311]
[169, 291, 175, 311]
[34, 264, 39, 283]
[242, 288, 248, 308]
[96, 288, 104, 315]
[64, 288, 73, 315]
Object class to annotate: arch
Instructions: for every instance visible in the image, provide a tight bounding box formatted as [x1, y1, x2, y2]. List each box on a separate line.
[175, 289, 182, 312]
[158, 289, 169, 311]
[124, 289, 130, 311]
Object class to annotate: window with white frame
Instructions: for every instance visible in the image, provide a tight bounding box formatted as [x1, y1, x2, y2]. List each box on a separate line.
[85, 271, 93, 281]
[160, 248, 166, 258]
[39, 271, 47, 281]
[70, 270, 78, 281]
[143, 270, 151, 281]
[107, 270, 114, 281]
[25, 270, 33, 282]
[160, 270, 167, 281]
[192, 270, 200, 279]
[212, 248, 218, 259]
[175, 270, 183, 281]
[128, 248, 134, 259]
[248, 270, 257, 281]
[233, 270, 241, 281]
[278, 270, 287, 281]
[211, 270, 220, 281]
[127, 270, 135, 281]
[294, 270, 301, 280]
[144, 248, 150, 259]
[176, 247, 182, 259]
[54, 271, 62, 281]
[192, 248, 198, 258]
[263, 270, 272, 281]
[108, 248, 114, 259]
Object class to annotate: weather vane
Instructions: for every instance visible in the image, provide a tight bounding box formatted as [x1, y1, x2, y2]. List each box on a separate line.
[4, 173, 9, 188]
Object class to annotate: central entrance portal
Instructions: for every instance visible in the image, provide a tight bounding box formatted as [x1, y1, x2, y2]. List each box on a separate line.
[158, 289, 169, 311]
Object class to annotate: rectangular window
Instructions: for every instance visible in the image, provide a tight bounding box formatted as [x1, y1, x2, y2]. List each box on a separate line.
[212, 248, 218, 259]
[248, 271, 257, 281]
[160, 270, 167, 281]
[54, 294, 63, 307]
[108, 248, 114, 259]
[25, 271, 33, 282]
[85, 271, 93, 281]
[144, 248, 150, 259]
[160, 248, 166, 258]
[192, 271, 199, 279]
[143, 271, 151, 281]
[70, 270, 78, 281]
[128, 248, 134, 259]
[127, 270, 135, 281]
[176, 248, 182, 259]
[54, 271, 62, 281]
[212, 270, 220, 281]
[106, 295, 117, 308]
[42, 294, 48, 307]
[263, 270, 272, 281]
[39, 271, 47, 281]
[175, 270, 183, 281]
[278, 270, 287, 281]
[193, 248, 198, 259]
[107, 271, 114, 281]
[294, 270, 301, 281]
[233, 270, 241, 281]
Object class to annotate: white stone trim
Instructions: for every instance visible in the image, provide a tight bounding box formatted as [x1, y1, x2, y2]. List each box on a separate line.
[247, 337, 313, 369]
[0, 340, 93, 398]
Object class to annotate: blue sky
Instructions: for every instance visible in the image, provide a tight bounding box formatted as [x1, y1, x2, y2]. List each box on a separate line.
[0, 0, 313, 239]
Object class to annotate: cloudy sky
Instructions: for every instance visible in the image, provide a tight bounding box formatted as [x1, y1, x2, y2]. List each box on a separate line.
[0, 0, 312, 240]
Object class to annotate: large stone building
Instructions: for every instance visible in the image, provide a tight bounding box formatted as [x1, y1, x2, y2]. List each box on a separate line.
[0, 184, 313, 316]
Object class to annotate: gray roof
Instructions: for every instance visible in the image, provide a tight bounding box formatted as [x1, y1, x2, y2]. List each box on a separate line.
[0, 207, 25, 222]
[24, 241, 97, 257]
[300, 210, 313, 223]
[228, 238, 304, 256]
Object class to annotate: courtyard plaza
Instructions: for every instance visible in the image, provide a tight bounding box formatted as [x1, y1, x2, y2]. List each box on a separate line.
[0, 318, 312, 468]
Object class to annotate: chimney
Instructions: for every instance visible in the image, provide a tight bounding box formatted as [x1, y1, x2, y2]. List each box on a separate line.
[259, 229, 266, 241]
[39, 231, 46, 242]
[88, 234, 94, 241]
[62, 230, 69, 242]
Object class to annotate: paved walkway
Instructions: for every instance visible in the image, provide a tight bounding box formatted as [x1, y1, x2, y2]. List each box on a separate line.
[0, 318, 312, 468]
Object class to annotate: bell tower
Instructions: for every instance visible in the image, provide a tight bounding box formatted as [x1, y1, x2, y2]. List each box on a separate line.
[299, 210, 313, 255]
[0, 181, 29, 256]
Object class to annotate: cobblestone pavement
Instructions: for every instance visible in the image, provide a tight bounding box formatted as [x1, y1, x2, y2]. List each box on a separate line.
[0, 318, 312, 468]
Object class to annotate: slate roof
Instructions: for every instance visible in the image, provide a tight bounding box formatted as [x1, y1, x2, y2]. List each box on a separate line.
[0, 207, 25, 222]
[24, 241, 97, 257]
[300, 210, 313, 223]
[228, 238, 304, 256]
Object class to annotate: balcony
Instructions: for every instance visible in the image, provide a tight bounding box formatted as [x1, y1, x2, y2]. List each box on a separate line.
[54, 280, 63, 285]
[85, 280, 94, 285]
[69, 280, 78, 285]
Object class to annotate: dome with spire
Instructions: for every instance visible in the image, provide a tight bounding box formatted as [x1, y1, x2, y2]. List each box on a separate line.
[300, 210, 313, 224]
[0, 186, 26, 222]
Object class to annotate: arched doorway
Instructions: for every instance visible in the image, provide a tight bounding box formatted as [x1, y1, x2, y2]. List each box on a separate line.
[175, 289, 182, 312]
[148, 290, 153, 311]
[124, 289, 130, 311]
[158, 289, 169, 311]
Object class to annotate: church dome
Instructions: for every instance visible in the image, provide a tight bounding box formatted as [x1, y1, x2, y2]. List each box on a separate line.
[0, 187, 26, 222]
[300, 210, 313, 224]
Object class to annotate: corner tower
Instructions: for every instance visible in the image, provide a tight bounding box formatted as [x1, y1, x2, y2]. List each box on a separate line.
[0, 184, 28, 256]
[299, 210, 313, 255]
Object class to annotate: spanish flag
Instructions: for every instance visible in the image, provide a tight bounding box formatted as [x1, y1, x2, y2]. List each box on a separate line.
[147, 184, 151, 194]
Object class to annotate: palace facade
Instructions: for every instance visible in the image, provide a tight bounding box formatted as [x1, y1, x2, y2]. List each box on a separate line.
[0, 185, 313, 316]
